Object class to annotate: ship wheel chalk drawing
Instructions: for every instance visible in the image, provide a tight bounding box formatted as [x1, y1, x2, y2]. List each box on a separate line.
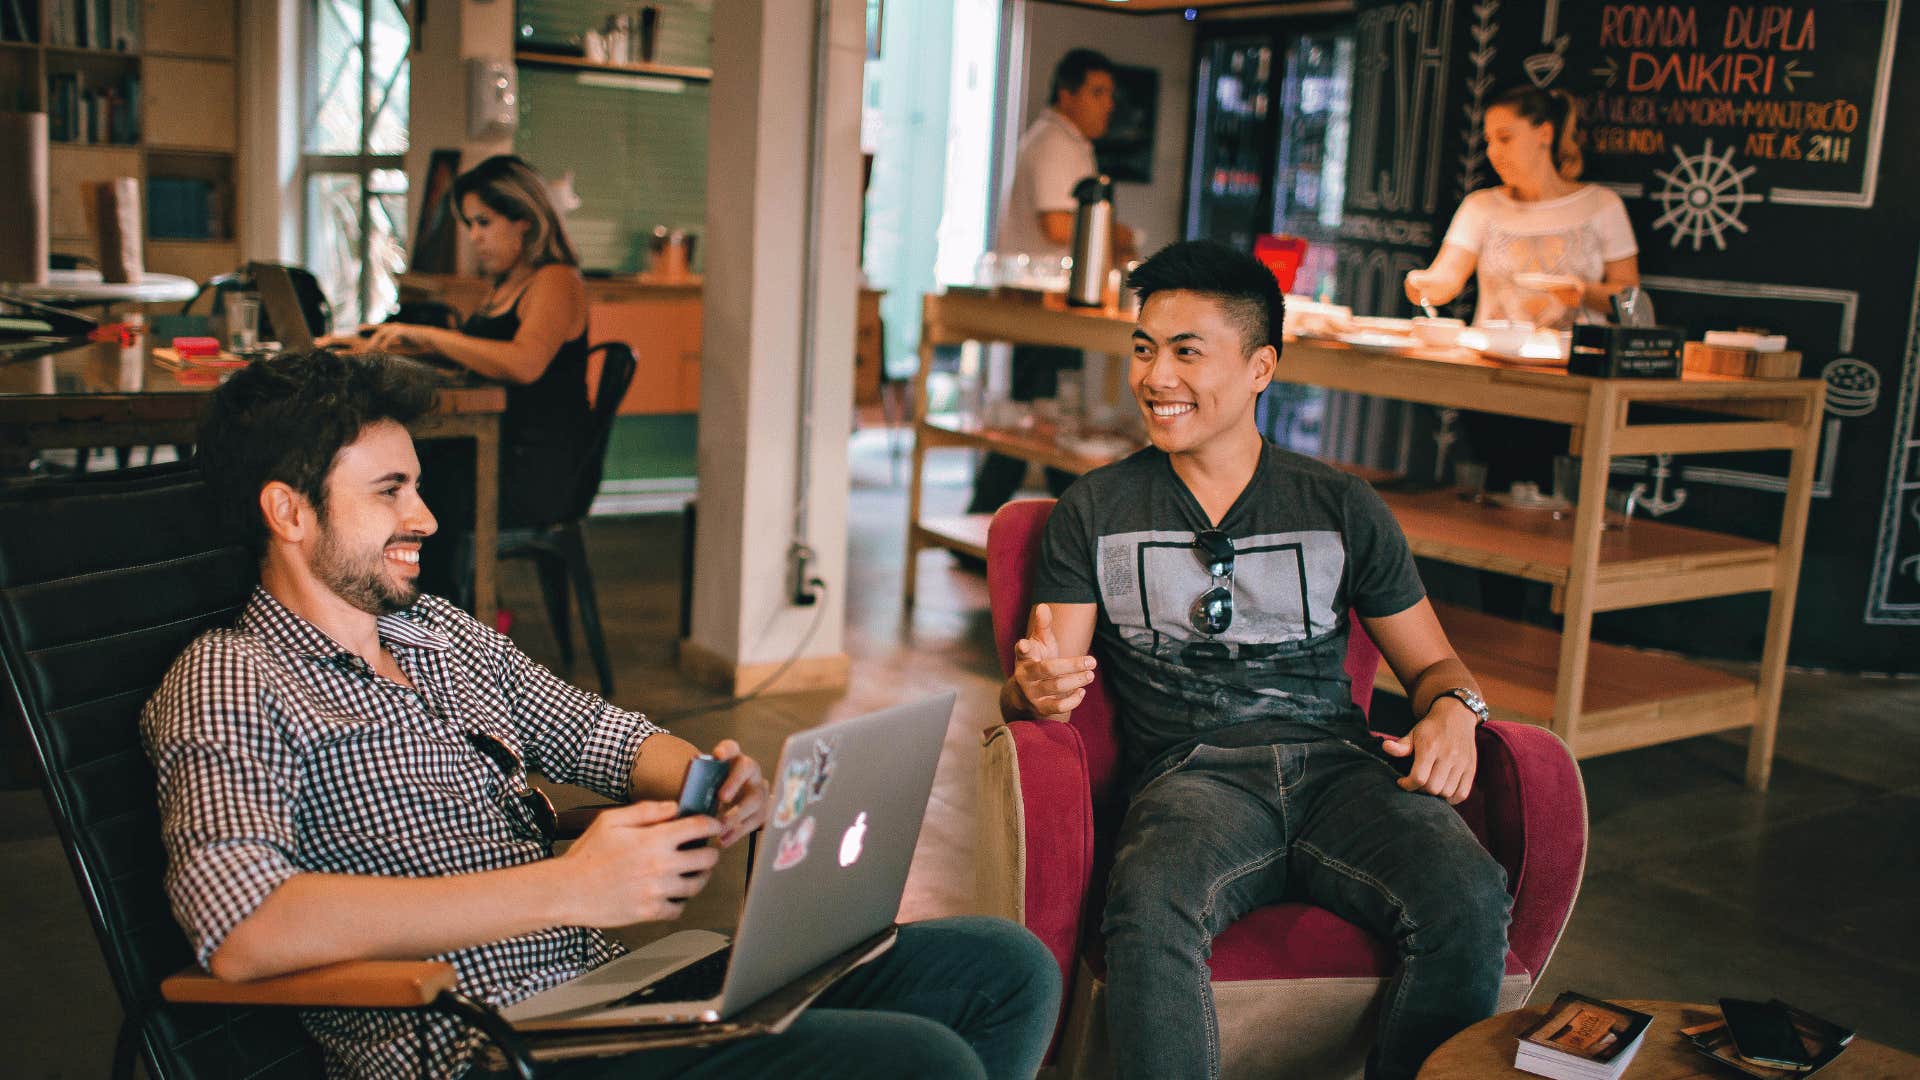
[1652, 140, 1764, 251]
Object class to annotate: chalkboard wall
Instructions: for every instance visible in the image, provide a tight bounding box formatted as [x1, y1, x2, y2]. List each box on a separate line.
[1255, 0, 1920, 672]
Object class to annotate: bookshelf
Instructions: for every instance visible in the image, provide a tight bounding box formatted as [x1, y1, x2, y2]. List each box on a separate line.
[0, 0, 241, 286]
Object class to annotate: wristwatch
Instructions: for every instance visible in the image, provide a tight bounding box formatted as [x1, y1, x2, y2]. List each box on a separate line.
[1435, 687, 1489, 725]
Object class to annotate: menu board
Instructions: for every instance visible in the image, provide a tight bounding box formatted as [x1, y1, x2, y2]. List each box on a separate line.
[1567, 1, 1894, 222]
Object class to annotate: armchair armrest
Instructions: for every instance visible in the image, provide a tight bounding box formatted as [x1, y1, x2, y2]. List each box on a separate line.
[979, 719, 1098, 991]
[161, 960, 458, 1008]
[1469, 721, 1587, 979]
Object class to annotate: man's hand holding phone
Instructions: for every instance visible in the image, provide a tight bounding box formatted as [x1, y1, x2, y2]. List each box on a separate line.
[558, 801, 721, 926]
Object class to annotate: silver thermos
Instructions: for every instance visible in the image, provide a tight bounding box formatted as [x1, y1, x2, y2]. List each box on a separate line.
[1066, 175, 1113, 308]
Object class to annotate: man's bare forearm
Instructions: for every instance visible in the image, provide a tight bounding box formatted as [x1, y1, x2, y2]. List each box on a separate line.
[210, 857, 574, 982]
[1405, 658, 1480, 718]
[629, 730, 702, 802]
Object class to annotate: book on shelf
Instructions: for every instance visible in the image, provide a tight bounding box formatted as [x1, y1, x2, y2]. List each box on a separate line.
[40, 0, 134, 50]
[1679, 1001, 1855, 1078]
[1513, 993, 1653, 1080]
[1, 0, 41, 44]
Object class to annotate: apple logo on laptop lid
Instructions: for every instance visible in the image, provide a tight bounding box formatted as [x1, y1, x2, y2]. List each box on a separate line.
[839, 812, 868, 868]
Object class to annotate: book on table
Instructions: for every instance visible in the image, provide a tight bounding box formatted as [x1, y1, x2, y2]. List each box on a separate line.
[1513, 992, 1654, 1080]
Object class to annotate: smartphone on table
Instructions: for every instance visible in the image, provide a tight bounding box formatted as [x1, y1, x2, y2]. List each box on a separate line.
[1719, 998, 1814, 1069]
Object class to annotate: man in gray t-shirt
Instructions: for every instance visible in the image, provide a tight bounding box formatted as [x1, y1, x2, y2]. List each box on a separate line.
[1034, 442, 1425, 781]
[999, 241, 1512, 1080]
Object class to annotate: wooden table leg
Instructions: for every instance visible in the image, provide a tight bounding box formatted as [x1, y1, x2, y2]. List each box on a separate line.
[904, 336, 937, 609]
[471, 416, 500, 627]
[1747, 386, 1824, 790]
[1552, 386, 1622, 753]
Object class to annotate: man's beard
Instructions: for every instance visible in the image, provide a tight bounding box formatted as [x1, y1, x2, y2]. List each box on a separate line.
[314, 521, 424, 616]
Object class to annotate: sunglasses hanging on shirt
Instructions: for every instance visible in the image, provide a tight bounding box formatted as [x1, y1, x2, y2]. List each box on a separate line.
[467, 731, 560, 844]
[1182, 529, 1236, 665]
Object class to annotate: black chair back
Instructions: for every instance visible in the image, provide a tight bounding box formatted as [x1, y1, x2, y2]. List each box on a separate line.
[564, 344, 638, 522]
[0, 464, 319, 1079]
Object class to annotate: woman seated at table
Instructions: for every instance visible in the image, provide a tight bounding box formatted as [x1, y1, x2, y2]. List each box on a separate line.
[1404, 86, 1640, 329]
[321, 154, 591, 603]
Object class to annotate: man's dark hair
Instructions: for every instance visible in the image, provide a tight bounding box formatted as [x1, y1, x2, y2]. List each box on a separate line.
[1126, 240, 1287, 356]
[196, 350, 439, 555]
[1050, 48, 1114, 105]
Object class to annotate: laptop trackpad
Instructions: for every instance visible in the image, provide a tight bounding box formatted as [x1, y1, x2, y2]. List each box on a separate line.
[500, 929, 730, 1022]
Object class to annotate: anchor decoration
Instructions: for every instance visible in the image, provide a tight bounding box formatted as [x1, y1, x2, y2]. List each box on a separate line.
[1629, 454, 1688, 517]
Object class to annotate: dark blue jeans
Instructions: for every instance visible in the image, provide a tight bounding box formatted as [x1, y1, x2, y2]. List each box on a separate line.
[551, 917, 1060, 1079]
[1102, 740, 1511, 1080]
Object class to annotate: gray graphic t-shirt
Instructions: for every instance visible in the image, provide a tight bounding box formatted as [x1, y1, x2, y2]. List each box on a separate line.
[1033, 444, 1426, 779]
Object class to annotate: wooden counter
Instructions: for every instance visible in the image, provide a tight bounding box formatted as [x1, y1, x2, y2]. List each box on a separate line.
[909, 290, 1825, 788]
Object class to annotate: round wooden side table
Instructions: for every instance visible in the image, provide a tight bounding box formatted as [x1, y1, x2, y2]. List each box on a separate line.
[1418, 999, 1920, 1079]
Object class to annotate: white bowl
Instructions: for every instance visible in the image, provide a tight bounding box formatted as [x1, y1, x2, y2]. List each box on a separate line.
[1410, 316, 1466, 346]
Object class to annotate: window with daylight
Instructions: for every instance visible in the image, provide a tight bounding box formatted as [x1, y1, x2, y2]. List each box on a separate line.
[303, 0, 411, 328]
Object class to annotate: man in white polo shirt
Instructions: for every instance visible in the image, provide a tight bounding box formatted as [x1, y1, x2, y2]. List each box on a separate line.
[969, 48, 1138, 517]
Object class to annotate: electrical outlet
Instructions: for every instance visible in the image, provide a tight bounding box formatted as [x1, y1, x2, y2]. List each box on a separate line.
[788, 543, 818, 606]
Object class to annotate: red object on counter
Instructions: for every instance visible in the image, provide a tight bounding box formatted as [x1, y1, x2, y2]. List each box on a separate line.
[172, 336, 220, 358]
[1253, 234, 1308, 293]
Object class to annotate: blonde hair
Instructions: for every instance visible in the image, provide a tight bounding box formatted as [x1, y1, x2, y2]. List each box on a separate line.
[451, 155, 579, 271]
[1490, 86, 1585, 181]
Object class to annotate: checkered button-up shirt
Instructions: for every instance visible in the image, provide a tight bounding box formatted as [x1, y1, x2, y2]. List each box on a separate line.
[143, 588, 663, 1078]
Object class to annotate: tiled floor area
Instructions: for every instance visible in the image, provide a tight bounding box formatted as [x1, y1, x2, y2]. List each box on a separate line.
[3, 430, 1916, 1076]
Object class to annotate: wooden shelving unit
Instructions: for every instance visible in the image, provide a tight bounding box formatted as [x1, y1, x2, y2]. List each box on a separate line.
[513, 49, 712, 83]
[0, 0, 241, 285]
[907, 290, 1825, 788]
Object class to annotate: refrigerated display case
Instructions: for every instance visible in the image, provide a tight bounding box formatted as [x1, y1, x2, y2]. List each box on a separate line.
[1184, 36, 1276, 251]
[1271, 29, 1354, 300]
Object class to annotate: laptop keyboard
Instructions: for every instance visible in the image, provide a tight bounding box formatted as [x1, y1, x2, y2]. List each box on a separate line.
[606, 945, 734, 1008]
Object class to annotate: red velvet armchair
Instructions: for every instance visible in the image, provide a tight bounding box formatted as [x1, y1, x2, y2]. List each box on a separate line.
[976, 499, 1588, 1079]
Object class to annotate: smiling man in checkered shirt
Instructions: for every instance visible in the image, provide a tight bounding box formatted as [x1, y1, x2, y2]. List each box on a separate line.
[141, 350, 1059, 1079]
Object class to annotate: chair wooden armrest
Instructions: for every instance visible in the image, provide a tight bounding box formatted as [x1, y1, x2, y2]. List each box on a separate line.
[160, 960, 458, 1008]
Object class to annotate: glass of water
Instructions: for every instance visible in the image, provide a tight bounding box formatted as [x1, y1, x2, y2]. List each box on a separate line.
[224, 293, 261, 353]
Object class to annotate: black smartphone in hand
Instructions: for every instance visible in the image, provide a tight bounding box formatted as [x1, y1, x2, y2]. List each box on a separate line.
[1720, 998, 1813, 1068]
[677, 754, 727, 818]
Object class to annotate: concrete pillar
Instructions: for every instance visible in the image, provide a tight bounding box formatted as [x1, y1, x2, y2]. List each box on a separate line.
[680, 0, 863, 695]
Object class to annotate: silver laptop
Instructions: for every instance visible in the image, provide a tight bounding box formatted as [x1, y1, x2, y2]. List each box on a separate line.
[253, 264, 316, 351]
[501, 692, 955, 1029]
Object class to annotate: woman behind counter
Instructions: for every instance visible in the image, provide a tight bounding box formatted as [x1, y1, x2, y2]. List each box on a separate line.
[1405, 86, 1640, 328]
[323, 154, 593, 604]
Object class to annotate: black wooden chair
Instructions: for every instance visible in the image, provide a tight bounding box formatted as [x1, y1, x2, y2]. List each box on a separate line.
[492, 342, 638, 698]
[0, 463, 535, 1078]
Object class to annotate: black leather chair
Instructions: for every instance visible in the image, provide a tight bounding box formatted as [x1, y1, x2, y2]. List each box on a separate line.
[0, 463, 532, 1079]
[495, 343, 638, 698]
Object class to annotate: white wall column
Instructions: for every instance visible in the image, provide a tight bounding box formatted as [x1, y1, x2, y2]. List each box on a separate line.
[681, 0, 863, 694]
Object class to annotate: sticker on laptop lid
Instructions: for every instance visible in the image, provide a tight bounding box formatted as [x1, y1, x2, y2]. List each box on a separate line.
[773, 756, 812, 828]
[773, 816, 815, 870]
[808, 739, 836, 800]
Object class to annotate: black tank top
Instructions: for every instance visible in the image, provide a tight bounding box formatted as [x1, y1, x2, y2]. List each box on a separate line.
[461, 283, 591, 449]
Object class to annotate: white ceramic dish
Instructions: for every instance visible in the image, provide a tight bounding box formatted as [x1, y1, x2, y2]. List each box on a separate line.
[1337, 331, 1421, 351]
[1459, 322, 1570, 365]
[1410, 316, 1466, 346]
